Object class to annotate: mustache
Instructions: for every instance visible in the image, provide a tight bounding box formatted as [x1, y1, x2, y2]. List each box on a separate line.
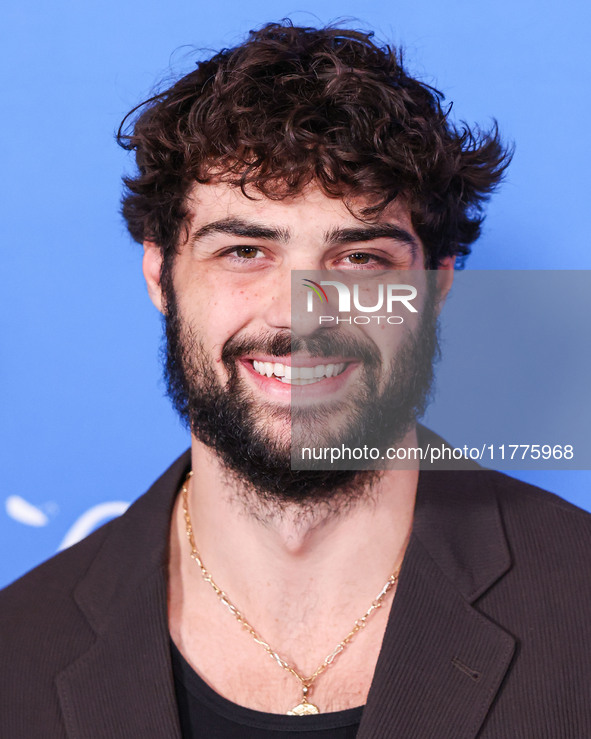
[221, 329, 382, 369]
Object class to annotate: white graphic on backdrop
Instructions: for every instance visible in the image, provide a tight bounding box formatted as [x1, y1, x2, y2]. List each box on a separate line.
[58, 502, 129, 550]
[5, 496, 129, 551]
[5, 496, 50, 527]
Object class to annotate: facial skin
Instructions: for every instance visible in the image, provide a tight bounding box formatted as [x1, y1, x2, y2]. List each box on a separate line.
[144, 183, 454, 508]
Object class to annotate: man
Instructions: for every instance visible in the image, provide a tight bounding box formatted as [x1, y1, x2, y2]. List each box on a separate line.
[1, 22, 590, 738]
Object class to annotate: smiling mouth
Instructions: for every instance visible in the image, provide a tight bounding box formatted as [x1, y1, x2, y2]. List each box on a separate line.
[251, 359, 348, 385]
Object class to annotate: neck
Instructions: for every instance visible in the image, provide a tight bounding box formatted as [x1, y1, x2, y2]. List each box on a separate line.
[169, 429, 418, 634]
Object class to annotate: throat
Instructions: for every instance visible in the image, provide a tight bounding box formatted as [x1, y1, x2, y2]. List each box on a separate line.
[252, 504, 352, 555]
[216, 461, 383, 555]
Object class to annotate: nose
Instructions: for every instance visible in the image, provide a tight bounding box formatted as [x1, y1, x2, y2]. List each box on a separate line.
[260, 268, 292, 331]
[262, 266, 340, 338]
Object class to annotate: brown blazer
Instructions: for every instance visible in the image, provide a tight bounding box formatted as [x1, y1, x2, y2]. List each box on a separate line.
[2, 442, 591, 738]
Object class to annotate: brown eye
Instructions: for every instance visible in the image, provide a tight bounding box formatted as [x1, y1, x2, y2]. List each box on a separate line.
[235, 247, 260, 259]
[348, 253, 372, 264]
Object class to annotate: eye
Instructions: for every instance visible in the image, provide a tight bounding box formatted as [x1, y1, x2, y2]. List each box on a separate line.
[229, 246, 264, 260]
[335, 251, 390, 269]
[347, 252, 374, 265]
[215, 244, 272, 272]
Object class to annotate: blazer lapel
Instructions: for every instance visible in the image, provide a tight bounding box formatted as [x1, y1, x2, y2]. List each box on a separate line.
[55, 451, 191, 739]
[358, 467, 516, 739]
[56, 567, 181, 738]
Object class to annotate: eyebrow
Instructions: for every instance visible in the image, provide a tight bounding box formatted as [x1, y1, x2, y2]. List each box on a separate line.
[324, 224, 418, 257]
[190, 217, 418, 257]
[190, 217, 290, 245]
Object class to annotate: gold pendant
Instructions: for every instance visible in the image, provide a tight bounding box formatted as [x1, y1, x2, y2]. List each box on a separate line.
[287, 701, 320, 715]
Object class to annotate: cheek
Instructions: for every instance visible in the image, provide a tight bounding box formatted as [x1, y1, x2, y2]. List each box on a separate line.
[363, 321, 411, 363]
[178, 284, 262, 357]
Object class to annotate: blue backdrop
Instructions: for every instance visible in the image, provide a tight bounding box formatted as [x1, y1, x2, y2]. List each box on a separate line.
[2, 0, 590, 588]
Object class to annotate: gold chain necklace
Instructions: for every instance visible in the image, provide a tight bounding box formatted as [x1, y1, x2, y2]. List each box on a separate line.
[181, 470, 402, 715]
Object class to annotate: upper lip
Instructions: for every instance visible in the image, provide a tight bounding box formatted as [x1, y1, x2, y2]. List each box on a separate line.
[242, 355, 356, 367]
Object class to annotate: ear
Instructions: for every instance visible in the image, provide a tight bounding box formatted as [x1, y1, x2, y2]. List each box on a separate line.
[142, 242, 165, 314]
[435, 256, 455, 314]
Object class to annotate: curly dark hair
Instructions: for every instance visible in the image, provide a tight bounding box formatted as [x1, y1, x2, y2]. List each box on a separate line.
[117, 21, 512, 270]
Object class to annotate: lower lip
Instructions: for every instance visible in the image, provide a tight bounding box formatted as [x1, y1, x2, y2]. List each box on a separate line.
[239, 359, 359, 401]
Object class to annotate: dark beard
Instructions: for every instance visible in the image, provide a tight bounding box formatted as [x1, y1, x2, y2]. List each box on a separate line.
[162, 277, 440, 508]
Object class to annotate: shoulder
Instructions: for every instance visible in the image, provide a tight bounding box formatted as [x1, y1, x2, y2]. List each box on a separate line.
[417, 423, 591, 557]
[477, 471, 591, 632]
[0, 519, 113, 624]
[487, 470, 591, 551]
[0, 451, 188, 733]
[0, 521, 116, 729]
[0, 448, 190, 660]
[0, 516, 119, 699]
[488, 471, 591, 605]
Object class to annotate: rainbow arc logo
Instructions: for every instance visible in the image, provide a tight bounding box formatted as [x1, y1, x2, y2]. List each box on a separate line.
[302, 278, 329, 304]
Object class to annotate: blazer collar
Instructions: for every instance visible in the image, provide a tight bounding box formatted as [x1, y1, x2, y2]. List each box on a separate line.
[58, 442, 514, 738]
[358, 531, 515, 738]
[56, 451, 191, 739]
[413, 464, 512, 603]
[69, 450, 191, 634]
[356, 463, 515, 738]
[355, 428, 515, 738]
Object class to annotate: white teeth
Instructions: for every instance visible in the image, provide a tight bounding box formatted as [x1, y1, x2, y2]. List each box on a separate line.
[251, 360, 347, 383]
[282, 377, 320, 385]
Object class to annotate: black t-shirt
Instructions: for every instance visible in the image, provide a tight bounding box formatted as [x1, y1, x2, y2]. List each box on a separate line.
[170, 638, 363, 738]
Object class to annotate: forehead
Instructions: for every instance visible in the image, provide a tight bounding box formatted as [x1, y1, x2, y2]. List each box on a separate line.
[184, 180, 418, 240]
